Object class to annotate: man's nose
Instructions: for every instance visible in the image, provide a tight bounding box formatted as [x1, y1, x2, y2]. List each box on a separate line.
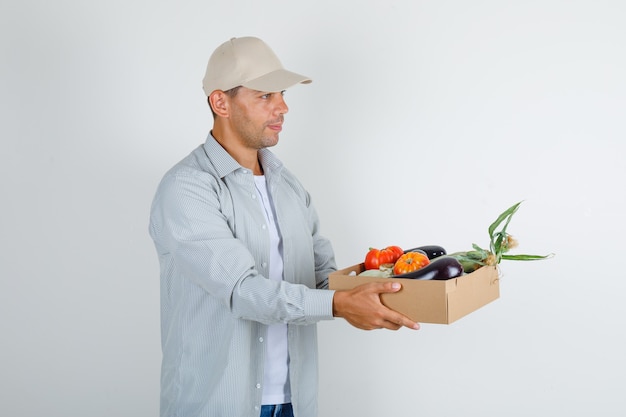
[275, 94, 289, 114]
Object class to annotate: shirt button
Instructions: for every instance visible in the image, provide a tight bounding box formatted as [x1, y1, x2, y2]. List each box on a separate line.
[256, 383, 261, 389]
[259, 337, 264, 343]
[255, 406, 260, 411]
[261, 262, 267, 268]
[261, 224, 267, 230]
[251, 194, 257, 199]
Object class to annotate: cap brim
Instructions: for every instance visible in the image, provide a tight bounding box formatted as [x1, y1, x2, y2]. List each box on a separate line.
[242, 69, 312, 93]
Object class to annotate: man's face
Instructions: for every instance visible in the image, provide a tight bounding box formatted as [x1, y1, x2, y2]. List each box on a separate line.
[227, 86, 289, 150]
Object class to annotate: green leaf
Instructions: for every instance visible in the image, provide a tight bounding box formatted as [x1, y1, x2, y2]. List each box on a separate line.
[488, 201, 522, 239]
[492, 231, 506, 254]
[488, 201, 524, 261]
[471, 243, 487, 253]
[468, 201, 555, 268]
[501, 253, 554, 261]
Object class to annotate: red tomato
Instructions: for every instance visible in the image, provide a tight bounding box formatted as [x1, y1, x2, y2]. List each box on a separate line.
[393, 252, 430, 275]
[364, 246, 404, 270]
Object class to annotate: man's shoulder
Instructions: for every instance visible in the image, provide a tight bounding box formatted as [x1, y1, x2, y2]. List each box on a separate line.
[155, 144, 221, 193]
[166, 140, 223, 175]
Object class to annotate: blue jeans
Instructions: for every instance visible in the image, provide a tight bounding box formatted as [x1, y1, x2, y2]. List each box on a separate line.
[260, 403, 293, 417]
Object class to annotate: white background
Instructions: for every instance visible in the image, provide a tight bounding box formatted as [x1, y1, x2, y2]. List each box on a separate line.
[2, 1, 625, 416]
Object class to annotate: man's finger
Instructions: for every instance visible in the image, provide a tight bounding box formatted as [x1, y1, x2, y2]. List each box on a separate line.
[370, 281, 403, 294]
[370, 282, 421, 330]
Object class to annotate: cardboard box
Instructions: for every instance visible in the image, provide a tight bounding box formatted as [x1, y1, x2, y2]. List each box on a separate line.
[329, 263, 500, 324]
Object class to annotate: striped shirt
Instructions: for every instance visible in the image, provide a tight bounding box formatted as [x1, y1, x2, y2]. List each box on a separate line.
[149, 134, 337, 417]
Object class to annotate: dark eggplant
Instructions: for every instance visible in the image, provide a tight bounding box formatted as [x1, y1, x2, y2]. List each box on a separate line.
[392, 256, 463, 280]
[404, 245, 447, 260]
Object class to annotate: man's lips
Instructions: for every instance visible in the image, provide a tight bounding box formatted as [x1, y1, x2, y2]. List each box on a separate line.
[267, 123, 283, 132]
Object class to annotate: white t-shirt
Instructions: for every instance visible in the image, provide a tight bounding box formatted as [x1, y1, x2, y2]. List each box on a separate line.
[254, 175, 291, 405]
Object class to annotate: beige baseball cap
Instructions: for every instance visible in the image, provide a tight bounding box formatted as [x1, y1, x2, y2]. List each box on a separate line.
[202, 36, 312, 96]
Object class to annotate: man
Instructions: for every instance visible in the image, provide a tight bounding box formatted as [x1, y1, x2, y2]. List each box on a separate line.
[149, 36, 419, 417]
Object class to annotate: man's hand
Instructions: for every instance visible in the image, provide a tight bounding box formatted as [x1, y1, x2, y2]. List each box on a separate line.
[332, 281, 420, 331]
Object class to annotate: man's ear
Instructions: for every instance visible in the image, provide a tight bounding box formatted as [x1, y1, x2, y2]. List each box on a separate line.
[209, 91, 229, 117]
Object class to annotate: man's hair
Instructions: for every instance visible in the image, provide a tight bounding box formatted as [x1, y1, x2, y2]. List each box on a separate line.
[209, 86, 241, 119]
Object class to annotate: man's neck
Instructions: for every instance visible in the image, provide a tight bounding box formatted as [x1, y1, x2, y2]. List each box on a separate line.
[211, 129, 263, 175]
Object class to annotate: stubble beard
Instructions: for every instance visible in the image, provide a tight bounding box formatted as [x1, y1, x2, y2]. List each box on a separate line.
[231, 109, 280, 150]
[238, 119, 281, 150]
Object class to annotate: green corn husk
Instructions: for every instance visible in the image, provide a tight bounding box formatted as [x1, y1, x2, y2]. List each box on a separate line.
[448, 246, 492, 273]
[448, 201, 554, 273]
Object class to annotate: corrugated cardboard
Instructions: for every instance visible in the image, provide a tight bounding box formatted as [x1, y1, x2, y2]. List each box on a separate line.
[329, 263, 500, 324]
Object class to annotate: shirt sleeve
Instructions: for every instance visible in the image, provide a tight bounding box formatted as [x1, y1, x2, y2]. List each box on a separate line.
[150, 170, 335, 325]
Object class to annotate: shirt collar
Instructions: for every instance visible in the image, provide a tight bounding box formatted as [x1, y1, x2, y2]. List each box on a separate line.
[203, 133, 283, 179]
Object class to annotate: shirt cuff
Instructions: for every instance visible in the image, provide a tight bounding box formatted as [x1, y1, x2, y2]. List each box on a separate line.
[304, 288, 336, 322]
